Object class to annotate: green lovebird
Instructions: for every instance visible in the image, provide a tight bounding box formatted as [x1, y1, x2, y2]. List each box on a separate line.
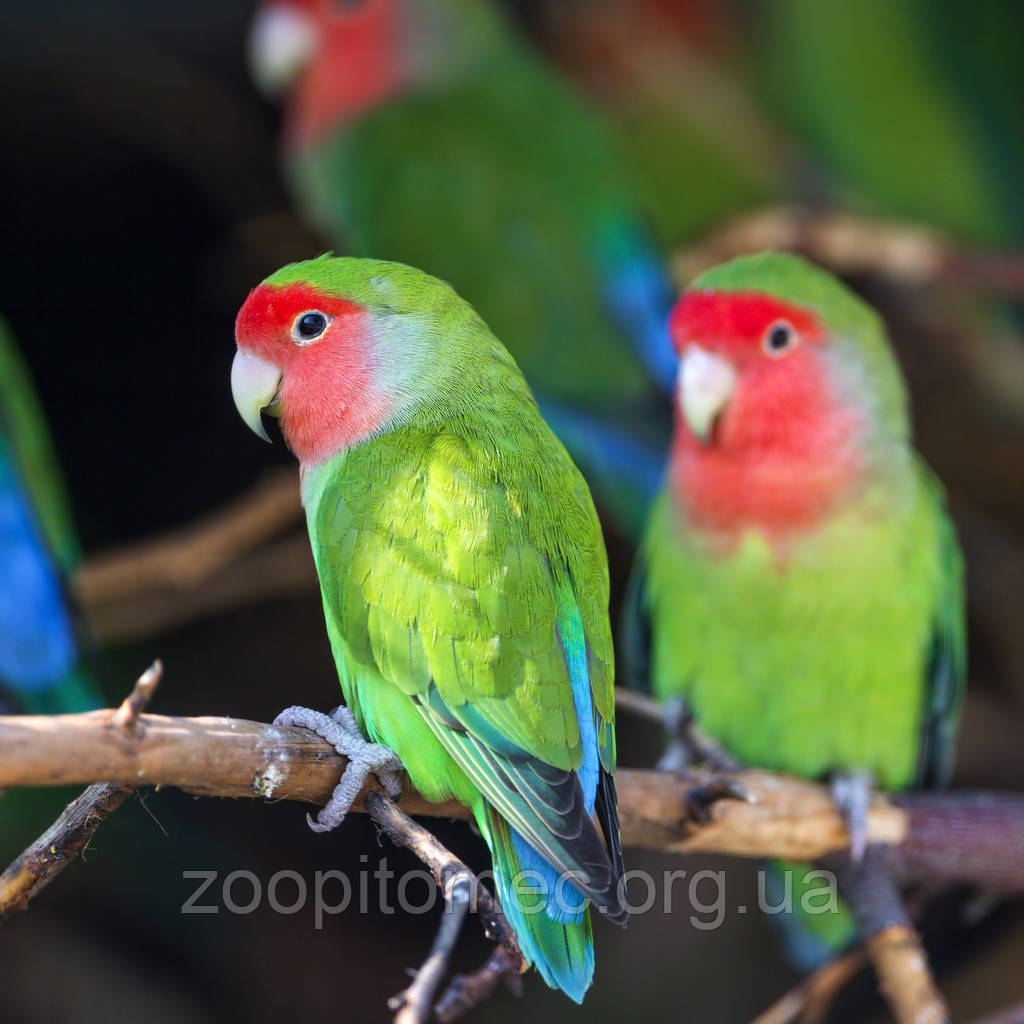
[0, 318, 102, 715]
[247, 0, 677, 538]
[231, 256, 626, 1001]
[633, 252, 965, 962]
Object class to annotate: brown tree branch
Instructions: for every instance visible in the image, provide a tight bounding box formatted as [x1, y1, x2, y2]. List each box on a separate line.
[74, 469, 301, 605]
[865, 926, 949, 1024]
[3, 710, 1024, 886]
[674, 205, 1024, 298]
[825, 848, 949, 1024]
[82, 534, 316, 642]
[0, 782, 133, 919]
[71, 469, 308, 642]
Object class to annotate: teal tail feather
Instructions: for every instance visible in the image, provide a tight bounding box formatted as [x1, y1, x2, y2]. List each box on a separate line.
[478, 807, 595, 1003]
[765, 859, 857, 971]
[17, 665, 103, 715]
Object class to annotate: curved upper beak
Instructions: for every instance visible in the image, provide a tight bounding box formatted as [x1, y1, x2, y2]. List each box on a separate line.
[679, 346, 736, 444]
[248, 6, 318, 98]
[231, 349, 282, 443]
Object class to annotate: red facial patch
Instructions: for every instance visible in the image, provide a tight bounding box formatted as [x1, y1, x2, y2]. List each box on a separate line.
[669, 289, 863, 539]
[287, 0, 402, 148]
[670, 291, 824, 357]
[235, 281, 392, 464]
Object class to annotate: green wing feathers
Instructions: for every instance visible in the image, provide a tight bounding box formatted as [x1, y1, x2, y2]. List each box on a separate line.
[914, 463, 967, 788]
[306, 412, 623, 916]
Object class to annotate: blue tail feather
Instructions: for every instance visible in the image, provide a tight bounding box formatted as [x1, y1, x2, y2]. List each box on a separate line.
[538, 397, 667, 540]
[0, 450, 102, 712]
[597, 220, 679, 392]
[481, 809, 594, 1004]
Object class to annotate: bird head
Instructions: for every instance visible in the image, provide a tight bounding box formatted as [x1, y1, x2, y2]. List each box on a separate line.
[232, 256, 467, 465]
[248, 0, 506, 147]
[666, 252, 909, 533]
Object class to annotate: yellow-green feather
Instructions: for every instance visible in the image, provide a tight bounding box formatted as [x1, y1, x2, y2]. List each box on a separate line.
[645, 460, 961, 789]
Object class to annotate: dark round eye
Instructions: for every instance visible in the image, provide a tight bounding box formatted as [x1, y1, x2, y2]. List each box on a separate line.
[763, 320, 796, 356]
[294, 311, 329, 343]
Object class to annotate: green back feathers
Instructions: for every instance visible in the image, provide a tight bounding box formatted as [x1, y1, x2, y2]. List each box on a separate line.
[301, 358, 616, 773]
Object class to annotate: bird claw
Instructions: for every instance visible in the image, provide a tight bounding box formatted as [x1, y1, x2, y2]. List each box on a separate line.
[830, 770, 873, 861]
[274, 704, 405, 832]
[683, 772, 752, 825]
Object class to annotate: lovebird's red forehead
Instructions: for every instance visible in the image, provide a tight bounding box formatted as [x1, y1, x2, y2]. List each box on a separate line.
[670, 291, 823, 353]
[235, 282, 363, 347]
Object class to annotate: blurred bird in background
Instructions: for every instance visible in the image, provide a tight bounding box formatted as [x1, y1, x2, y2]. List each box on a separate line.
[247, 0, 680, 540]
[629, 252, 966, 966]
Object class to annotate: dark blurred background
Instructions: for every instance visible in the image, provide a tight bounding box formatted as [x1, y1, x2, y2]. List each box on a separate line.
[1, 1, 1023, 1021]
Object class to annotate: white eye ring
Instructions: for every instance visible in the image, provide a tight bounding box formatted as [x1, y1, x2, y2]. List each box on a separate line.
[292, 310, 332, 345]
[762, 319, 797, 357]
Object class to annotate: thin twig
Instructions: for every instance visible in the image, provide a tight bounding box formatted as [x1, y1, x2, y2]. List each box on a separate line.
[390, 875, 473, 1024]
[109, 660, 163, 736]
[435, 947, 524, 1023]
[612, 688, 664, 725]
[750, 947, 867, 1024]
[366, 792, 524, 964]
[968, 1002, 1024, 1024]
[0, 663, 164, 920]
[366, 792, 526, 1023]
[865, 926, 949, 1024]
[0, 783, 134, 920]
[83, 533, 315, 643]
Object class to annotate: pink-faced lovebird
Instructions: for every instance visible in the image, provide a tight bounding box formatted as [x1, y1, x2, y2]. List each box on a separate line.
[633, 252, 965, 963]
[247, 0, 677, 538]
[231, 255, 627, 1001]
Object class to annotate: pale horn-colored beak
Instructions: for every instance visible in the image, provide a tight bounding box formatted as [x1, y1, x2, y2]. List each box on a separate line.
[248, 6, 318, 98]
[679, 346, 736, 443]
[231, 349, 282, 443]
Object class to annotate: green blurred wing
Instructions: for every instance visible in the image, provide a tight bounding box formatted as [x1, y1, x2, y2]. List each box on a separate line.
[914, 464, 967, 788]
[0, 319, 80, 572]
[312, 419, 617, 901]
[760, 0, 1003, 242]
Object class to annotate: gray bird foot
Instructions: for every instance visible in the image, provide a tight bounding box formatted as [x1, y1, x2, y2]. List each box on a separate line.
[830, 770, 874, 861]
[274, 704, 404, 833]
[658, 697, 743, 774]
